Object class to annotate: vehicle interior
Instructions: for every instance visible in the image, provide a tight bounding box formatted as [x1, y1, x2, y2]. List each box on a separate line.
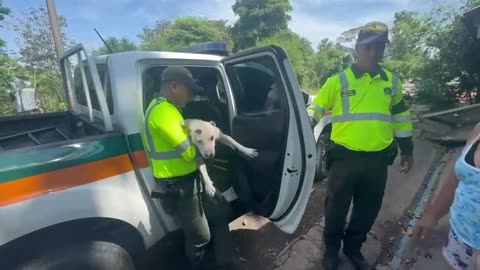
[142, 59, 290, 219]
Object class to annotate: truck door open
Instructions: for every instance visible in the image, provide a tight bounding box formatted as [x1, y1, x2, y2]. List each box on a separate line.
[222, 46, 316, 233]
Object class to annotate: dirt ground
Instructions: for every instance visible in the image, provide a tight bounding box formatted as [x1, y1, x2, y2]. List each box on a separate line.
[229, 182, 327, 270]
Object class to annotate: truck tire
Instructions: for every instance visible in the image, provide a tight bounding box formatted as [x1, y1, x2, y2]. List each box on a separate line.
[314, 134, 329, 182]
[18, 241, 135, 270]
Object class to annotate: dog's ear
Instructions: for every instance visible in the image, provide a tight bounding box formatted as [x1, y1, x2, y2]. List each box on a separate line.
[209, 121, 216, 127]
[213, 126, 221, 140]
[181, 120, 192, 132]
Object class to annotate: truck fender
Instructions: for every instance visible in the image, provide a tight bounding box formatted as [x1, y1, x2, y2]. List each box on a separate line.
[0, 217, 145, 269]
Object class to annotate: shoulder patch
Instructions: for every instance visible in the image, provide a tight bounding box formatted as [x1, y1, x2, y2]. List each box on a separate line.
[341, 90, 356, 97]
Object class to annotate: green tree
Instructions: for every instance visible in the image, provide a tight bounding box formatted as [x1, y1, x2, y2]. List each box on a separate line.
[15, 8, 72, 71]
[95, 36, 137, 55]
[337, 27, 360, 49]
[0, 0, 14, 115]
[314, 38, 353, 87]
[256, 30, 317, 89]
[0, 0, 11, 49]
[139, 17, 233, 51]
[13, 7, 73, 112]
[231, 0, 292, 52]
[407, 0, 480, 107]
[382, 11, 431, 81]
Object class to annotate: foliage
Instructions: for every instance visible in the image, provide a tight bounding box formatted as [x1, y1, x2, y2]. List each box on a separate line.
[314, 39, 353, 87]
[9, 7, 73, 113]
[0, 54, 19, 115]
[14, 8, 72, 72]
[337, 27, 360, 49]
[409, 1, 480, 107]
[0, 1, 14, 115]
[382, 11, 431, 81]
[231, 0, 292, 52]
[0, 0, 11, 49]
[95, 37, 137, 55]
[139, 17, 233, 51]
[256, 30, 317, 89]
[3, 0, 480, 116]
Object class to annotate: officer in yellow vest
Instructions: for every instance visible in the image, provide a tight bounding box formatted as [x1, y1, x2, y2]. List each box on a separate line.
[144, 66, 234, 270]
[308, 22, 414, 270]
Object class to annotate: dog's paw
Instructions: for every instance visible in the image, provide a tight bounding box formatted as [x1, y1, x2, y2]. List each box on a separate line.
[204, 180, 216, 197]
[242, 147, 259, 159]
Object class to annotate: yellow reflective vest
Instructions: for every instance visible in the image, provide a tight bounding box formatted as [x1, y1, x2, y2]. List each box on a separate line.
[143, 97, 198, 179]
[308, 66, 413, 152]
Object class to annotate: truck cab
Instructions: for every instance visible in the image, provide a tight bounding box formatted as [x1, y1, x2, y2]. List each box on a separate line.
[0, 43, 316, 269]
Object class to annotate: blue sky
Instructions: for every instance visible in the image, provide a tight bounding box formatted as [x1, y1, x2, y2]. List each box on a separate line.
[2, 0, 458, 53]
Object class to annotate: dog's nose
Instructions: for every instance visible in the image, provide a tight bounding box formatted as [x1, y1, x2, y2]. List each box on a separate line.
[207, 153, 214, 159]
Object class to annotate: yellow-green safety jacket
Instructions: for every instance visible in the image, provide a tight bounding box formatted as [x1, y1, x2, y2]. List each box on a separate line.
[143, 97, 197, 179]
[308, 66, 413, 152]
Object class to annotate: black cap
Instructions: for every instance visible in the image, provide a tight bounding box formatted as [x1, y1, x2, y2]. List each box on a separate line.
[161, 66, 204, 94]
[357, 22, 390, 45]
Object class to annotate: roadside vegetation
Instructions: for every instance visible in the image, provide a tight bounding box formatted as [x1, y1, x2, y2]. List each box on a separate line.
[0, 0, 479, 115]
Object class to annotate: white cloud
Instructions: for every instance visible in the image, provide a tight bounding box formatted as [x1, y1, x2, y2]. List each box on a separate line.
[289, 2, 397, 47]
[131, 7, 158, 24]
[186, 0, 236, 22]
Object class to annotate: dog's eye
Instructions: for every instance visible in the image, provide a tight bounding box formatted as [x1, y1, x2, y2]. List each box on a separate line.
[198, 140, 203, 144]
[210, 136, 214, 141]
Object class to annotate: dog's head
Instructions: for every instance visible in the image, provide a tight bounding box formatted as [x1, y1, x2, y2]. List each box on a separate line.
[181, 119, 220, 159]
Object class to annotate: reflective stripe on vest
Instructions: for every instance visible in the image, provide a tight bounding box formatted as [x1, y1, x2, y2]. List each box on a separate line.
[144, 97, 192, 160]
[391, 73, 399, 111]
[308, 103, 325, 115]
[333, 71, 397, 123]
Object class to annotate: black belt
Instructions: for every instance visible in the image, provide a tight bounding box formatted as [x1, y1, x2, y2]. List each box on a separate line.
[155, 170, 199, 183]
[330, 142, 398, 165]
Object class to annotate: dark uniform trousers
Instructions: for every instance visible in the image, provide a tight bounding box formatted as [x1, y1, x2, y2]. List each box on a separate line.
[154, 172, 234, 269]
[323, 146, 389, 253]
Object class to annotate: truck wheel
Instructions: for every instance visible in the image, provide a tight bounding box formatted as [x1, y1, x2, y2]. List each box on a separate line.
[19, 241, 135, 270]
[314, 134, 329, 182]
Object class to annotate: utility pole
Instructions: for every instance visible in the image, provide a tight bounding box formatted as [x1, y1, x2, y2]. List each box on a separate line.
[46, 0, 64, 60]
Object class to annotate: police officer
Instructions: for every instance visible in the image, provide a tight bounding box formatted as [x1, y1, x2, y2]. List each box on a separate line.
[143, 66, 234, 270]
[308, 22, 414, 270]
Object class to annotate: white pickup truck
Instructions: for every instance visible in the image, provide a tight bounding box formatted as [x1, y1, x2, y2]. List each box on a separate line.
[0, 43, 316, 269]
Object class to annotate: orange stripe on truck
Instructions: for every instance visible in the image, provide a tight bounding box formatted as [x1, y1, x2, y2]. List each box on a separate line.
[0, 151, 149, 207]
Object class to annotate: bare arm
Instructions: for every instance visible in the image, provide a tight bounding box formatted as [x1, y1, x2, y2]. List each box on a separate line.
[415, 123, 480, 241]
[424, 123, 480, 221]
[424, 161, 458, 222]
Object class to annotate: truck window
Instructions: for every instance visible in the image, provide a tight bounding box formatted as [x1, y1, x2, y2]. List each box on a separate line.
[96, 63, 114, 114]
[71, 59, 100, 111]
[142, 66, 225, 111]
[142, 66, 230, 131]
[225, 57, 281, 114]
[65, 53, 113, 115]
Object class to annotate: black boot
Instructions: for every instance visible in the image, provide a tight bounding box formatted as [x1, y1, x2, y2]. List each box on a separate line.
[343, 249, 372, 270]
[321, 249, 339, 270]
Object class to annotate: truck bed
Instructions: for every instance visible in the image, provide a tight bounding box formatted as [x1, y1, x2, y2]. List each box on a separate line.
[0, 112, 106, 151]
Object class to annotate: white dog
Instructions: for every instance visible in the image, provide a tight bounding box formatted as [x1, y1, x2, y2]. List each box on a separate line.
[181, 119, 258, 197]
